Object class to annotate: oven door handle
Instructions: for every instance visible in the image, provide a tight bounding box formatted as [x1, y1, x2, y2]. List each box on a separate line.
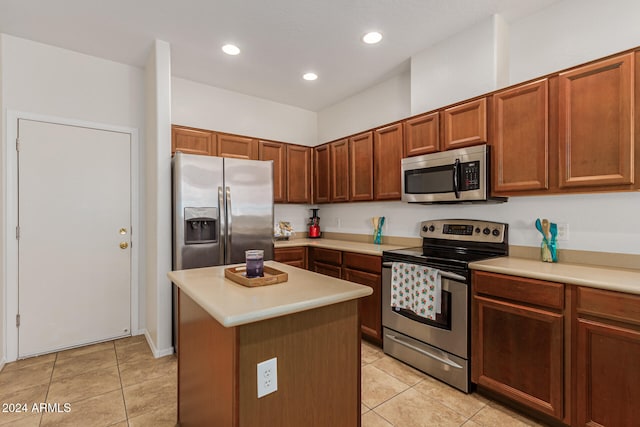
[383, 262, 466, 282]
[385, 333, 463, 369]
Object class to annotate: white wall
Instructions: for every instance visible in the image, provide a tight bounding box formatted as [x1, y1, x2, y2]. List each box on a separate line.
[410, 14, 509, 115]
[0, 34, 5, 367]
[316, 71, 411, 144]
[172, 77, 317, 146]
[144, 40, 173, 357]
[0, 34, 146, 361]
[509, 0, 640, 85]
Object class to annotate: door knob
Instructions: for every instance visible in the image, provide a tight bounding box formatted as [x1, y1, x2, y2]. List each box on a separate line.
[120, 242, 129, 249]
[119, 228, 127, 235]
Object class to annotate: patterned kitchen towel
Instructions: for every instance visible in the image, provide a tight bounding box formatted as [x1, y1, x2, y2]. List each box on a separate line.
[390, 262, 441, 320]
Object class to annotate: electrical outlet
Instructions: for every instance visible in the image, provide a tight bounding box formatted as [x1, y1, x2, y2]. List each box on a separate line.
[257, 357, 278, 398]
[336, 217, 342, 227]
[557, 223, 569, 241]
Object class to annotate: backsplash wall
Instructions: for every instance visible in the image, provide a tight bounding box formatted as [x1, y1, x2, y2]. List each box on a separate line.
[276, 192, 640, 255]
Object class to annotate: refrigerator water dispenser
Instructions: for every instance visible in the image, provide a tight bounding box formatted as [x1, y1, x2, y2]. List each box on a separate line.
[184, 207, 218, 244]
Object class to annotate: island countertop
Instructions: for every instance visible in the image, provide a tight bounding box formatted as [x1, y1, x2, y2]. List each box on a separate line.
[168, 260, 373, 327]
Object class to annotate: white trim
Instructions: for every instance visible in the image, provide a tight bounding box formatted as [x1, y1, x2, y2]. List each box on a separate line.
[4, 110, 140, 362]
[0, 358, 5, 372]
[143, 329, 174, 358]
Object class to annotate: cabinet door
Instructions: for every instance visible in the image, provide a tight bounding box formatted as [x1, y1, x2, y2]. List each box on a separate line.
[558, 53, 634, 188]
[313, 262, 341, 278]
[349, 132, 374, 201]
[274, 247, 307, 269]
[443, 98, 487, 150]
[330, 139, 349, 202]
[404, 112, 439, 157]
[172, 126, 215, 156]
[216, 133, 258, 160]
[313, 144, 330, 203]
[343, 268, 381, 343]
[373, 123, 403, 200]
[492, 80, 549, 193]
[473, 295, 564, 419]
[576, 318, 640, 426]
[286, 145, 311, 203]
[259, 141, 286, 203]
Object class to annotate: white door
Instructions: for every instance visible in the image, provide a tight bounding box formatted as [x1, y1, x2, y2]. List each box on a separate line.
[17, 119, 132, 357]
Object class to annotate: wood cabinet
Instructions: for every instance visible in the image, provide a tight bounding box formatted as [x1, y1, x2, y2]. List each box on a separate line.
[349, 132, 374, 201]
[575, 287, 640, 427]
[309, 247, 342, 278]
[374, 123, 403, 200]
[443, 98, 488, 150]
[216, 133, 258, 160]
[472, 271, 565, 420]
[313, 144, 330, 203]
[172, 126, 215, 156]
[330, 139, 349, 202]
[286, 145, 311, 203]
[404, 112, 440, 156]
[343, 252, 382, 344]
[258, 140, 286, 203]
[274, 246, 307, 269]
[492, 80, 549, 193]
[558, 53, 634, 189]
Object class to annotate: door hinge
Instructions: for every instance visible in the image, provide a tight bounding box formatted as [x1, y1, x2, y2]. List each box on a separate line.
[16, 314, 20, 327]
[16, 138, 20, 152]
[16, 226, 20, 240]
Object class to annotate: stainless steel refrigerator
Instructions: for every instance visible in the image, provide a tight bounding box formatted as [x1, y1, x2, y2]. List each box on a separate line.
[172, 152, 274, 270]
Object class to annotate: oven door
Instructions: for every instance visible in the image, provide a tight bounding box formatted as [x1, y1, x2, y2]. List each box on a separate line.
[382, 262, 468, 359]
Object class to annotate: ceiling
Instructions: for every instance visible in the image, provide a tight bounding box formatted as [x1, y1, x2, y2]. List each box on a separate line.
[0, 0, 561, 111]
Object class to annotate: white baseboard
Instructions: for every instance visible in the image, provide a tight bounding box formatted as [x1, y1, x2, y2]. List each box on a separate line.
[0, 358, 5, 372]
[143, 329, 174, 358]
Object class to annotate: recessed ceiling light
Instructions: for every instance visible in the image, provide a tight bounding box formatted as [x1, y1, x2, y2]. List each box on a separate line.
[222, 44, 240, 55]
[303, 72, 318, 81]
[362, 31, 383, 44]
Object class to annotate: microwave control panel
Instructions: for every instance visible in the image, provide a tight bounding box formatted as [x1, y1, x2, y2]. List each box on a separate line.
[460, 161, 480, 190]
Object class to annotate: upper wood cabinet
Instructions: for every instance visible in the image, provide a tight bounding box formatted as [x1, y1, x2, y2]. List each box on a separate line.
[313, 144, 330, 203]
[404, 112, 440, 156]
[216, 133, 258, 160]
[330, 139, 349, 202]
[286, 145, 312, 203]
[374, 123, 403, 200]
[172, 126, 215, 156]
[258, 140, 286, 203]
[443, 98, 488, 150]
[349, 132, 374, 201]
[558, 53, 634, 189]
[492, 79, 549, 193]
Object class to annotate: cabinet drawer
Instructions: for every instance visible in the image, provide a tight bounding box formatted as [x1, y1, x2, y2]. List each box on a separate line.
[313, 262, 341, 278]
[473, 271, 564, 310]
[343, 252, 381, 274]
[274, 247, 306, 264]
[312, 248, 342, 266]
[577, 287, 640, 326]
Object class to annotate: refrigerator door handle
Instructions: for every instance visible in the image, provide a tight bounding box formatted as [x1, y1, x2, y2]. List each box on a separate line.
[225, 186, 232, 264]
[218, 186, 225, 265]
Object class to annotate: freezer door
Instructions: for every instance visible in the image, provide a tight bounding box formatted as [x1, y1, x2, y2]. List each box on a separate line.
[224, 157, 274, 264]
[172, 152, 224, 269]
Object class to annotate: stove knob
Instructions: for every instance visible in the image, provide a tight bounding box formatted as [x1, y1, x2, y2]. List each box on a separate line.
[429, 225, 435, 232]
[492, 228, 500, 237]
[483, 227, 490, 235]
[422, 225, 428, 232]
[475, 227, 481, 234]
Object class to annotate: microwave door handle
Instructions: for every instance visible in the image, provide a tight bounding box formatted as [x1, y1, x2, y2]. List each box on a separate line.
[453, 158, 461, 199]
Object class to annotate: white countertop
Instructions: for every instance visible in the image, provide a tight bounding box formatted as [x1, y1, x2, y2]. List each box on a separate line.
[470, 257, 640, 295]
[274, 238, 406, 256]
[168, 260, 373, 327]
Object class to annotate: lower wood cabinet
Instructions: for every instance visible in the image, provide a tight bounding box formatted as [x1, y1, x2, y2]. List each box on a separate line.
[575, 287, 640, 427]
[472, 271, 565, 421]
[273, 247, 306, 269]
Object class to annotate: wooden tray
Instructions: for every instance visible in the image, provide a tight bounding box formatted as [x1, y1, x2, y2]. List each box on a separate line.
[224, 265, 288, 287]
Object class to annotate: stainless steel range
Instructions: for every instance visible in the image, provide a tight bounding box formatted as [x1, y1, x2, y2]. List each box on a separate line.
[382, 219, 508, 393]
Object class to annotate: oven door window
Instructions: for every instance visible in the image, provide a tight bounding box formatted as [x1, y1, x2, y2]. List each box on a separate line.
[392, 289, 452, 330]
[404, 164, 455, 194]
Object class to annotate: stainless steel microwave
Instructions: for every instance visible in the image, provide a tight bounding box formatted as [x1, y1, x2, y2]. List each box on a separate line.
[401, 145, 506, 204]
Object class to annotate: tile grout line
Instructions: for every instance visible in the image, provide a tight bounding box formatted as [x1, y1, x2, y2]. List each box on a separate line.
[113, 341, 131, 426]
[38, 351, 59, 427]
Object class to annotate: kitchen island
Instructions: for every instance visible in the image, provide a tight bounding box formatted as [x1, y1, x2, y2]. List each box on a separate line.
[168, 261, 372, 427]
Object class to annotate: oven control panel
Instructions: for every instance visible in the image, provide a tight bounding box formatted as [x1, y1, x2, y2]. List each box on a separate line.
[420, 219, 507, 243]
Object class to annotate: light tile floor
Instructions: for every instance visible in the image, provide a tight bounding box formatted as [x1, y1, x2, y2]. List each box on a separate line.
[0, 337, 546, 426]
